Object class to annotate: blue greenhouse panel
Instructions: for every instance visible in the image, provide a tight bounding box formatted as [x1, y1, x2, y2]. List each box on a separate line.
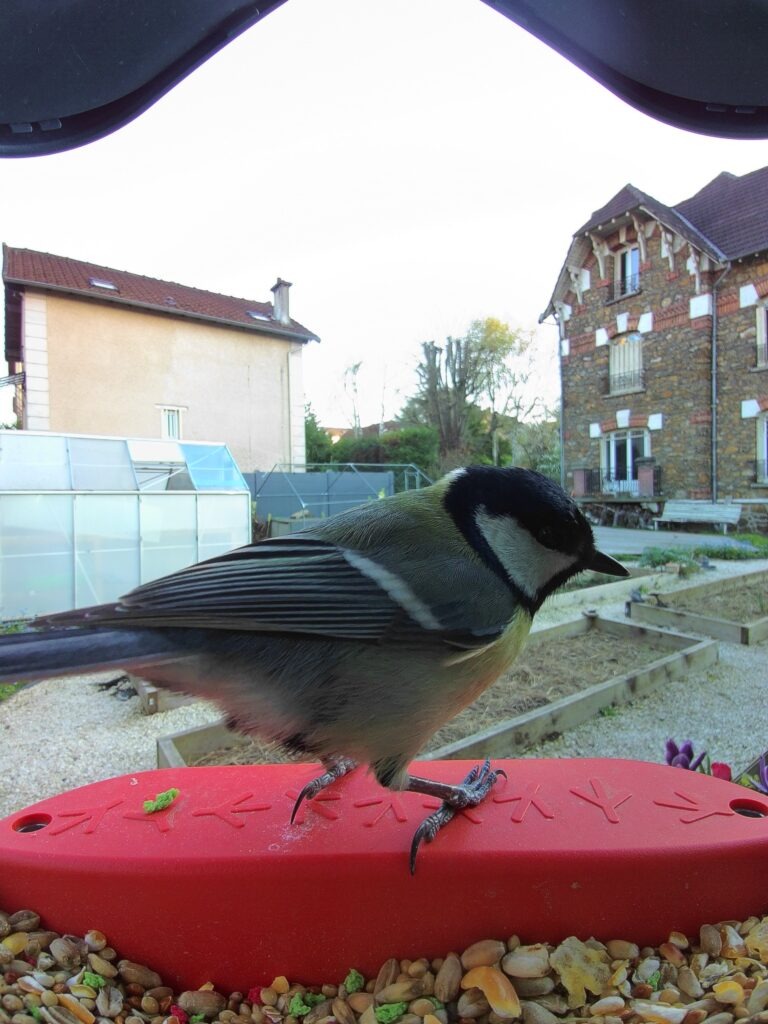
[181, 443, 247, 491]
[0, 432, 250, 494]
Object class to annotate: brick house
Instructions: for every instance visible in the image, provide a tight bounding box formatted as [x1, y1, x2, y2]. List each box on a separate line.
[541, 167, 768, 523]
[2, 246, 320, 471]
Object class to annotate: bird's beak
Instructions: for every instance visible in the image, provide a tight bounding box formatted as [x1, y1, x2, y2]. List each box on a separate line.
[588, 549, 630, 577]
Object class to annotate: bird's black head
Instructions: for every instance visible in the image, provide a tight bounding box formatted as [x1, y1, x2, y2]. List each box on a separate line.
[443, 466, 628, 612]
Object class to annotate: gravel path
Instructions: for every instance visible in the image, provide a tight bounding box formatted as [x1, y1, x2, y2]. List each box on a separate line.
[1, 557, 767, 819]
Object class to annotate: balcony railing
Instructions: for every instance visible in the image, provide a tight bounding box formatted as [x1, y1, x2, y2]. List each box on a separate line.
[579, 466, 663, 498]
[604, 273, 641, 303]
[602, 369, 645, 395]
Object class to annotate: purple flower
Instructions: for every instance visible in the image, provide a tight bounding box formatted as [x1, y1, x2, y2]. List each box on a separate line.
[753, 754, 768, 795]
[665, 738, 706, 771]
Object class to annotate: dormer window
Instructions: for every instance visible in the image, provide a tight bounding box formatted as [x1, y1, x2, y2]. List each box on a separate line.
[88, 276, 118, 291]
[247, 310, 271, 322]
[606, 245, 640, 303]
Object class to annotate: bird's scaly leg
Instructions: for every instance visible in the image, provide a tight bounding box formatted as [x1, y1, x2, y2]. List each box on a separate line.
[404, 759, 506, 873]
[290, 757, 358, 823]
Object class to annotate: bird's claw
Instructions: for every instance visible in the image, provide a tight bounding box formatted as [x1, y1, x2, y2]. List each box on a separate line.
[409, 804, 457, 873]
[408, 758, 504, 873]
[290, 757, 357, 823]
[290, 777, 326, 823]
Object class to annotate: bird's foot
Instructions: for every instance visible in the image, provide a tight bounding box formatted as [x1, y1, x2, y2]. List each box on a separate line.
[405, 759, 505, 873]
[290, 757, 358, 823]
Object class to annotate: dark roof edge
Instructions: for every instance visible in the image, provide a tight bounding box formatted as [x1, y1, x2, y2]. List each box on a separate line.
[3, 275, 320, 344]
[539, 201, 729, 323]
[659, 205, 728, 263]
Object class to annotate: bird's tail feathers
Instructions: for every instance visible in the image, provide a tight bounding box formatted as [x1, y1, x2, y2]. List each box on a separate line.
[0, 627, 181, 684]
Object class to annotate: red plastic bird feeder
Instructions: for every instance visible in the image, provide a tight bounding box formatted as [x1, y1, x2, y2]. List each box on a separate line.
[1, 758, 767, 989]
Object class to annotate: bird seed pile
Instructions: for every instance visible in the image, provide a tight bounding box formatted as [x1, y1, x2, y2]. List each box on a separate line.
[2, 907, 768, 1024]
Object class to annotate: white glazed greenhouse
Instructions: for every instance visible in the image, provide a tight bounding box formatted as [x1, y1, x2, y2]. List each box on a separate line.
[0, 431, 252, 620]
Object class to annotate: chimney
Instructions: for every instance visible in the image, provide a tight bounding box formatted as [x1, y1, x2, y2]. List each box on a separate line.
[271, 278, 292, 325]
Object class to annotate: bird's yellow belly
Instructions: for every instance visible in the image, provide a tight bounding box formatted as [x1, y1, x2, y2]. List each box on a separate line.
[440, 609, 533, 713]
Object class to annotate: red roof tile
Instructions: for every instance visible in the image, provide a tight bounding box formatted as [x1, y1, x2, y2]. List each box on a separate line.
[2, 246, 319, 342]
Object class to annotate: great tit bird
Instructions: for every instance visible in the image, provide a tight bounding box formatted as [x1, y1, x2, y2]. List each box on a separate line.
[0, 466, 627, 868]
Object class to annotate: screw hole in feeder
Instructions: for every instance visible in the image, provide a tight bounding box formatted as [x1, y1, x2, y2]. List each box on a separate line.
[12, 813, 52, 833]
[730, 798, 768, 818]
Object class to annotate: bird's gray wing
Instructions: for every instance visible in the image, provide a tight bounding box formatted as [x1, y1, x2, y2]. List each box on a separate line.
[37, 536, 465, 641]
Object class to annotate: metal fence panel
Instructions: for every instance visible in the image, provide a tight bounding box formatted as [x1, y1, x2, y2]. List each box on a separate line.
[247, 468, 396, 522]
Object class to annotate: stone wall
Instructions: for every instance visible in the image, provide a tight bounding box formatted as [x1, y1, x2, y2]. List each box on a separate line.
[715, 261, 768, 497]
[559, 217, 768, 504]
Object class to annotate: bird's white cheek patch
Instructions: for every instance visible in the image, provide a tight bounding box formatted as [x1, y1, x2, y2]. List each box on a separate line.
[474, 510, 578, 600]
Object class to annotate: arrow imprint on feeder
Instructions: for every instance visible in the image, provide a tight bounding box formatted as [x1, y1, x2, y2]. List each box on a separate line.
[654, 790, 736, 824]
[570, 778, 631, 823]
[353, 795, 409, 827]
[285, 787, 342, 823]
[493, 781, 555, 823]
[192, 792, 272, 829]
[48, 799, 124, 836]
[123, 804, 178, 832]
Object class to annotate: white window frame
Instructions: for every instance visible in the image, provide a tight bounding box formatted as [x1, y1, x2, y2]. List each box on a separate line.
[600, 428, 650, 495]
[756, 306, 768, 368]
[159, 406, 184, 440]
[757, 412, 768, 483]
[608, 331, 643, 395]
[614, 245, 640, 298]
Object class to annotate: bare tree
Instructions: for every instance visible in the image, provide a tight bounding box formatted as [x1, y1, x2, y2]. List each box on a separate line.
[343, 361, 363, 437]
[469, 318, 540, 465]
[415, 338, 483, 457]
[414, 318, 540, 465]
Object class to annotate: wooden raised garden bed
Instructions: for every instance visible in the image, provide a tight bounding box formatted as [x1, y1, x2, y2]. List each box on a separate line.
[627, 567, 768, 644]
[135, 678, 196, 715]
[157, 613, 717, 768]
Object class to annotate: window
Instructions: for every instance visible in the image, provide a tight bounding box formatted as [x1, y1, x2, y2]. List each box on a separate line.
[88, 276, 118, 291]
[160, 406, 182, 440]
[601, 428, 649, 495]
[612, 245, 640, 300]
[608, 332, 643, 394]
[757, 413, 768, 483]
[756, 307, 768, 368]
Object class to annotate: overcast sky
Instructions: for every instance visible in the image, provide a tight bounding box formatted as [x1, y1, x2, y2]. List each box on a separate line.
[3, 0, 768, 431]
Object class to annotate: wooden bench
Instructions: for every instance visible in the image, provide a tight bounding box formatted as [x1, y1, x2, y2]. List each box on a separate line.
[653, 500, 742, 534]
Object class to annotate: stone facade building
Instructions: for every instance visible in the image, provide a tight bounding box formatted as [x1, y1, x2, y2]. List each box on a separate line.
[3, 246, 320, 472]
[541, 167, 768, 521]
